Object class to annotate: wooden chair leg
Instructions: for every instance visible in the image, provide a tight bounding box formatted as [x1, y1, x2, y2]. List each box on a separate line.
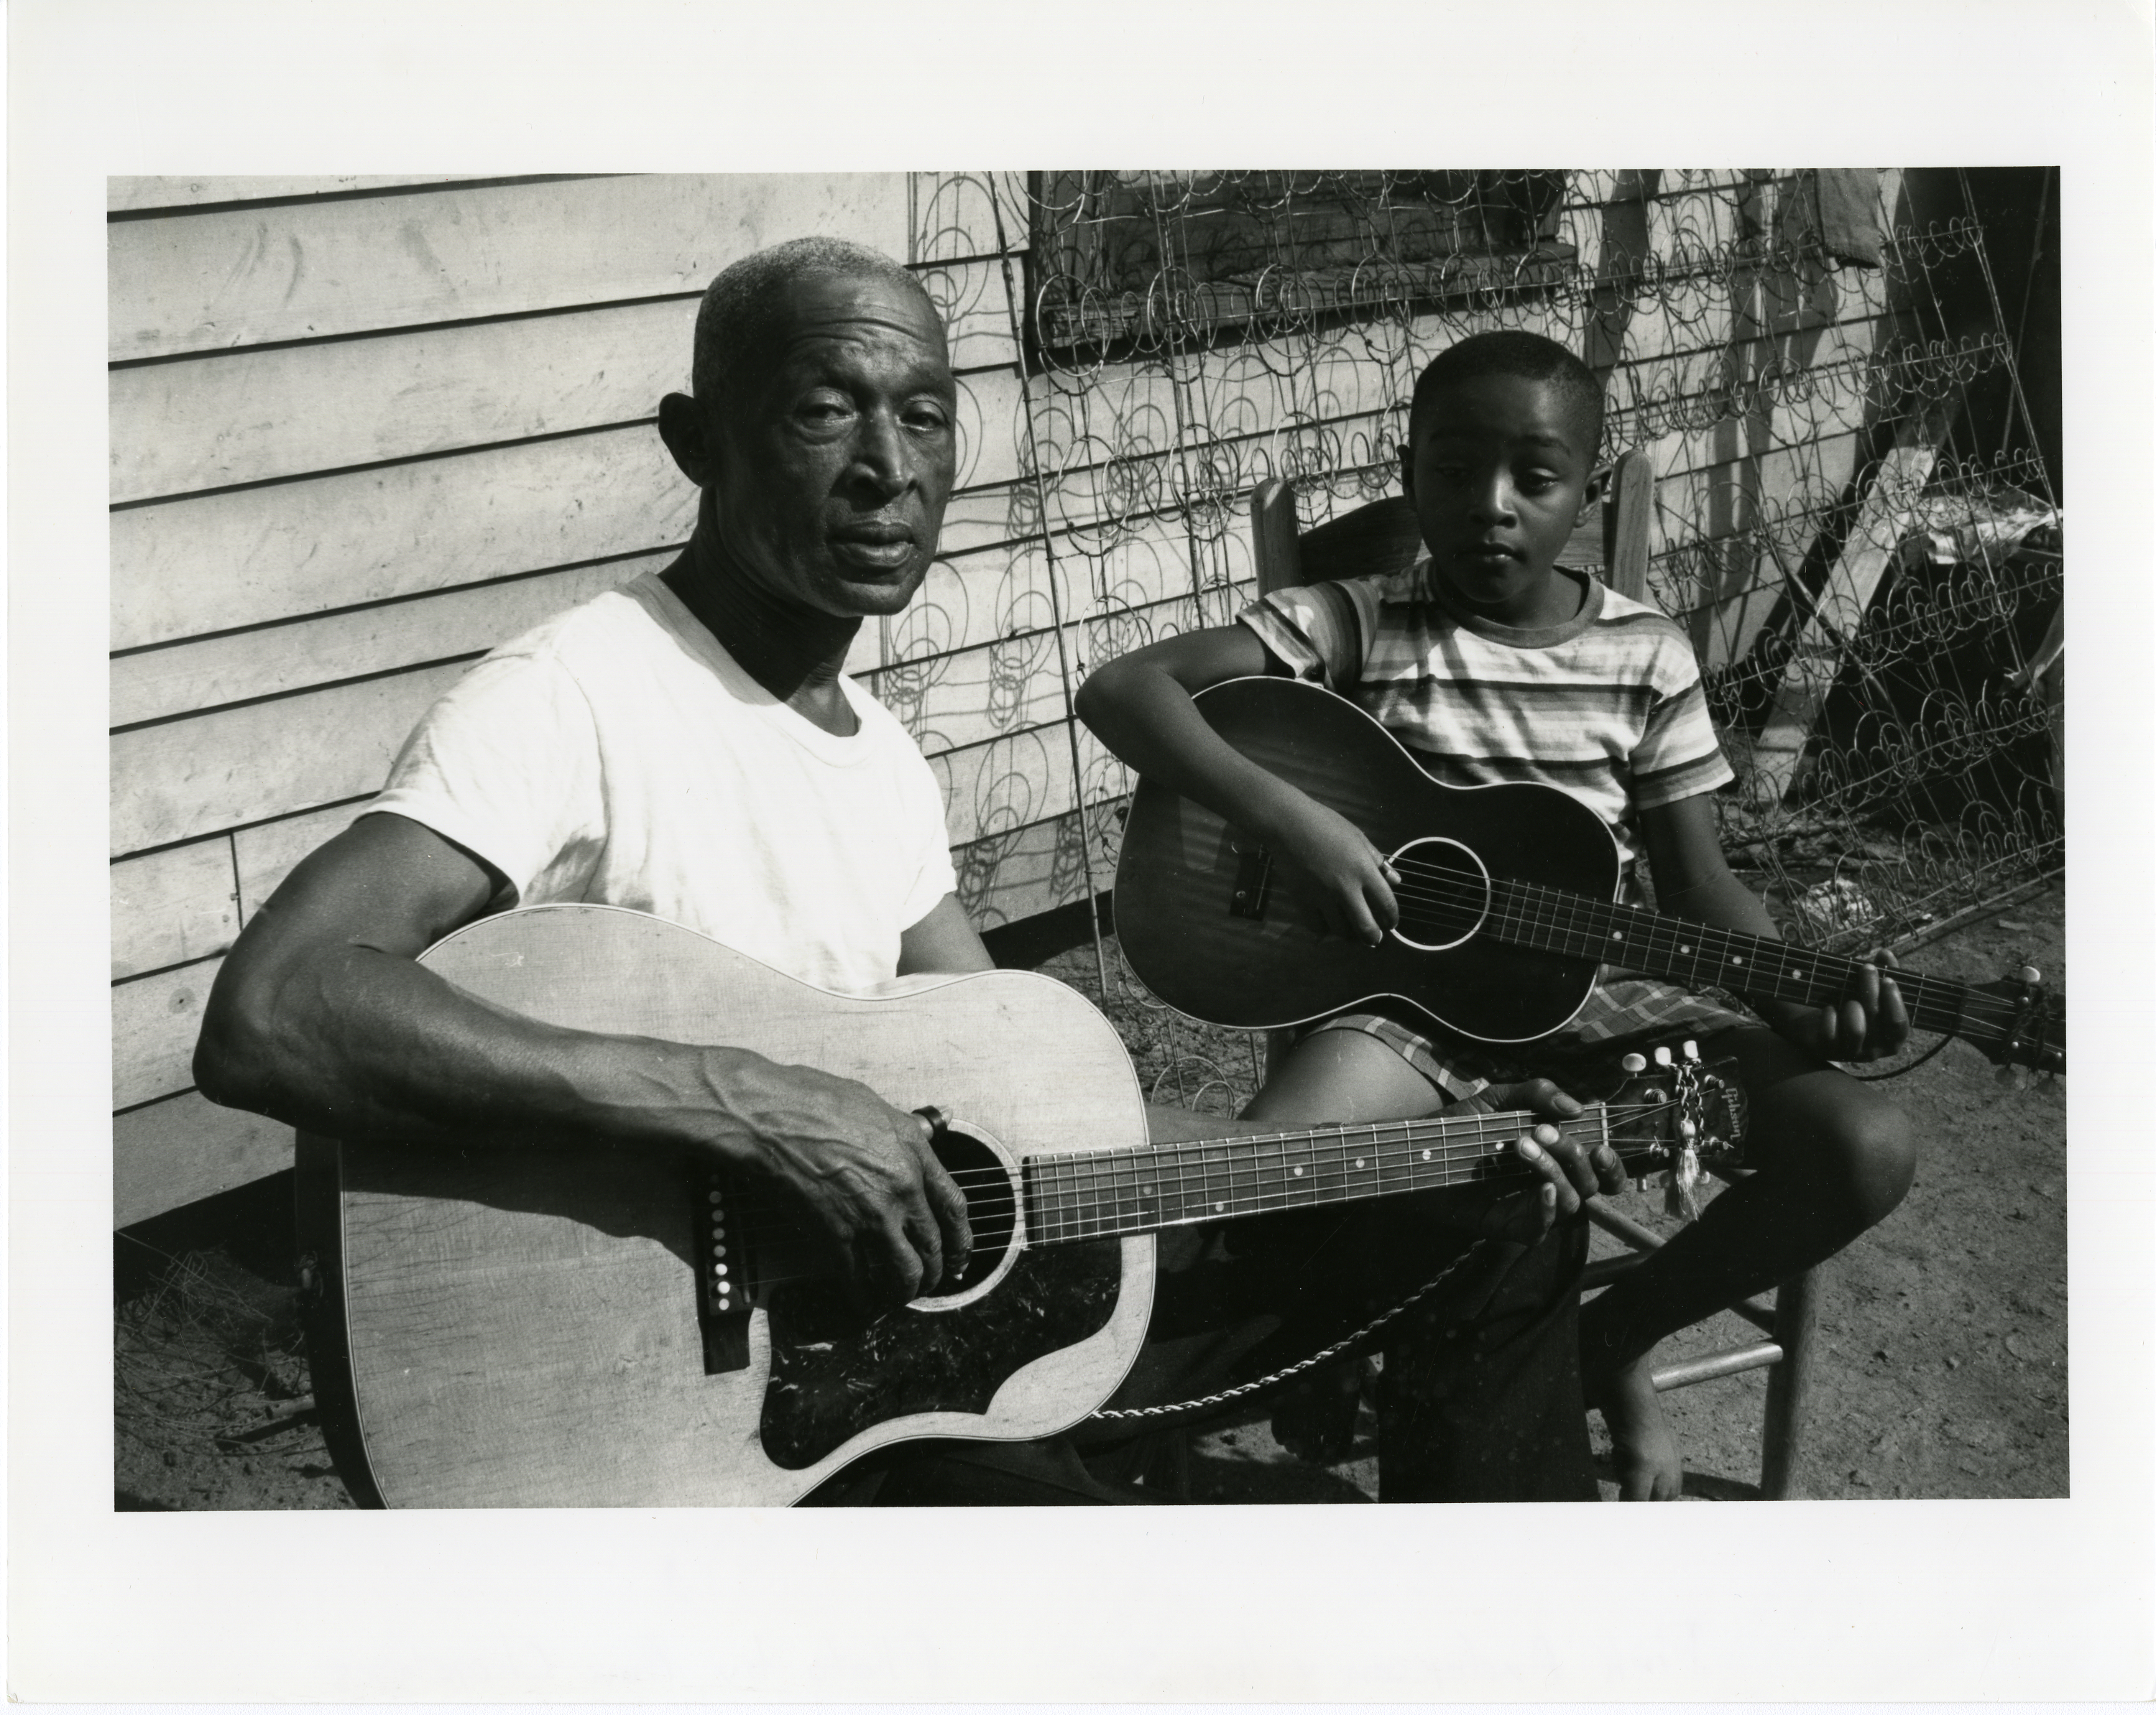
[1760, 1264, 1823, 1499]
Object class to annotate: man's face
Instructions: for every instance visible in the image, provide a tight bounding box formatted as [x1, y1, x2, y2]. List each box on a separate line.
[1402, 374, 1599, 616]
[710, 272, 957, 620]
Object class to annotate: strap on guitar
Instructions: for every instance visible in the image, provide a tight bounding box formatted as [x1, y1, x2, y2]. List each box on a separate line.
[1088, 1236, 1496, 1425]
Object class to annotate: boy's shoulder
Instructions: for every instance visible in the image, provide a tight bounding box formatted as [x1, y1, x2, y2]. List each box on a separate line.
[1588, 581, 1693, 644]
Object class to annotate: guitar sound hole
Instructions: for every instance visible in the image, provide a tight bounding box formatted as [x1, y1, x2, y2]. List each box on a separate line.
[1389, 836, 1491, 951]
[923, 1127, 1017, 1296]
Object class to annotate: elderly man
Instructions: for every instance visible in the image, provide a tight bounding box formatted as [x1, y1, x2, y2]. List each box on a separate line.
[197, 237, 1615, 1506]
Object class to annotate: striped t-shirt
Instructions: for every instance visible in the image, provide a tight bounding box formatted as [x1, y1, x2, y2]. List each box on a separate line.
[1239, 563, 1733, 869]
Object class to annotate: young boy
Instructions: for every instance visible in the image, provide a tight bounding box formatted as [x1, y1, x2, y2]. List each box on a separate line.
[1076, 329, 1916, 1499]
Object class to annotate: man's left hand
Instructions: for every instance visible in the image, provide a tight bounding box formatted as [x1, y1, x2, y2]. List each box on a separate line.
[1454, 1077, 1627, 1244]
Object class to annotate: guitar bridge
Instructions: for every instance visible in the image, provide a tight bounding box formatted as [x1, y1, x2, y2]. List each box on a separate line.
[1227, 841, 1273, 922]
[694, 1170, 754, 1374]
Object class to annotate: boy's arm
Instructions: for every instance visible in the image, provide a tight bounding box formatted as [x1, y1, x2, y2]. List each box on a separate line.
[1074, 626, 1401, 944]
[1637, 792, 1908, 1061]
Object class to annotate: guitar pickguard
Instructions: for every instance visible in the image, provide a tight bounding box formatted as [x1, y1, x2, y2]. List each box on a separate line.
[759, 1242, 1124, 1469]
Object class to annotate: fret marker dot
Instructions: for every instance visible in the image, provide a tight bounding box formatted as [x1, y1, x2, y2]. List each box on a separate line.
[1680, 943, 1691, 954]
[1355, 1158, 1366, 1170]
[1292, 1165, 1304, 1177]
[1731, 955, 1743, 966]
[1611, 931, 1623, 942]
[1422, 1150, 1432, 1161]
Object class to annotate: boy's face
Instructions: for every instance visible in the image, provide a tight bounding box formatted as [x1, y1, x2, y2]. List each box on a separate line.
[1401, 374, 1603, 620]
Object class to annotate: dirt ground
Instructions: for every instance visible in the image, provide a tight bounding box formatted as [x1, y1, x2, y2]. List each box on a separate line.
[114, 882, 2065, 1509]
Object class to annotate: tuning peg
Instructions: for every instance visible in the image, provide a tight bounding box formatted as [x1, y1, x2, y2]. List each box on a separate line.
[1621, 1053, 1647, 1073]
[1653, 1045, 1673, 1067]
[2017, 966, 2043, 987]
[1682, 1040, 1700, 1062]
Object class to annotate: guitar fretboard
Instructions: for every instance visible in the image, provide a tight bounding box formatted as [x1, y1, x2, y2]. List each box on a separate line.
[1022, 1107, 1623, 1247]
[1480, 879, 1996, 1045]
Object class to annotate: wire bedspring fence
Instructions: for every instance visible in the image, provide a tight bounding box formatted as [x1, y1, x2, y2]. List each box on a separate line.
[903, 170, 2060, 1109]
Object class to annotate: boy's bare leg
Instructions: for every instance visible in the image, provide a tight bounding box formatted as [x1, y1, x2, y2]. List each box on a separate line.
[1241, 1027, 1451, 1128]
[1579, 1025, 1917, 1499]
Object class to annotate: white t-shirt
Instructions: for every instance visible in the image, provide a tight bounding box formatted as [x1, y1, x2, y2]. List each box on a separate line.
[372, 571, 959, 995]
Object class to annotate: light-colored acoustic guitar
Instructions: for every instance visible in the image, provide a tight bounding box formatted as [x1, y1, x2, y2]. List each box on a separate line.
[297, 903, 1743, 1508]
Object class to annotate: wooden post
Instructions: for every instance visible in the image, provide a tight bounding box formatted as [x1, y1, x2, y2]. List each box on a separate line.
[1760, 1264, 1823, 1499]
[1603, 448, 1657, 605]
[1749, 438, 1938, 802]
[1250, 479, 1303, 596]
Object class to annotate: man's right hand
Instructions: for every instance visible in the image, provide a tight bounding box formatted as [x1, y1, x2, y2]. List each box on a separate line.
[1263, 792, 1401, 947]
[714, 1055, 973, 1312]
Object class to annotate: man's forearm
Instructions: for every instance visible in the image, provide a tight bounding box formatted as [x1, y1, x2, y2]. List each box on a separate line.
[197, 941, 837, 1173]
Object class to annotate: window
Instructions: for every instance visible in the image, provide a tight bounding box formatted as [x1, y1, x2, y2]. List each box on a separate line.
[1027, 170, 1573, 363]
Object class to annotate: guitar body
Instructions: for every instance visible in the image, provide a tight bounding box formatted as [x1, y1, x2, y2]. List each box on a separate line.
[298, 905, 1154, 1508]
[1114, 677, 1623, 1039]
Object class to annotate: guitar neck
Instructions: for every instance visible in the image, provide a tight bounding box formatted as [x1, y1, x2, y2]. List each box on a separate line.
[1023, 1106, 1624, 1247]
[1489, 879, 1978, 1039]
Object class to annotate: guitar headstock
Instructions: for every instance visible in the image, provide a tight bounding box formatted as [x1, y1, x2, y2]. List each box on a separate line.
[1966, 966, 2065, 1076]
[1603, 1043, 1749, 1173]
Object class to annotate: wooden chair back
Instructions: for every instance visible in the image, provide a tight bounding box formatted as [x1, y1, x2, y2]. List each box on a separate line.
[1250, 447, 1659, 607]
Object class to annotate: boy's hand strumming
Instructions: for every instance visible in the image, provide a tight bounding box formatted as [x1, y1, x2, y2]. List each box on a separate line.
[1263, 795, 1401, 947]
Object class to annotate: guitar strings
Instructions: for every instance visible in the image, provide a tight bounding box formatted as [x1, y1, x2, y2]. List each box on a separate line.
[712, 1100, 1695, 1267]
[1364, 853, 2036, 1032]
[713, 1110, 1692, 1291]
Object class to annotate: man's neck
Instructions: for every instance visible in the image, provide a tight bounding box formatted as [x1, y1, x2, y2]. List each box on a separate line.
[662, 521, 861, 736]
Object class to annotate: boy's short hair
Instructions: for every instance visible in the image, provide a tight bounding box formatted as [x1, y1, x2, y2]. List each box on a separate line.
[1409, 329, 1605, 460]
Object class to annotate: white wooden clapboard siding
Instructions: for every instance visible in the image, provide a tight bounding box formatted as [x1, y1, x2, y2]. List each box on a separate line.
[911, 172, 1031, 264]
[114, 1092, 296, 1231]
[111, 260, 1018, 504]
[111, 366, 1024, 653]
[114, 957, 227, 1111]
[109, 175, 528, 213]
[109, 174, 909, 359]
[111, 427, 696, 651]
[111, 840, 241, 980]
[911, 256, 1021, 374]
[109, 300, 697, 503]
[112, 555, 668, 729]
[113, 661, 472, 855]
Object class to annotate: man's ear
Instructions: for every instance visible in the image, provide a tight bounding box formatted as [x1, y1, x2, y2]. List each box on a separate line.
[1577, 462, 1612, 523]
[658, 392, 716, 487]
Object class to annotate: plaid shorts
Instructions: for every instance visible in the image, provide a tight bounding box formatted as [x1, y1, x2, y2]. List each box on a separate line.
[1306, 974, 1758, 1104]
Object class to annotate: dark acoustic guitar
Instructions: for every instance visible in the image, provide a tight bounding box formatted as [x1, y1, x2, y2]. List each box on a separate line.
[296, 904, 1743, 1507]
[1112, 677, 2064, 1074]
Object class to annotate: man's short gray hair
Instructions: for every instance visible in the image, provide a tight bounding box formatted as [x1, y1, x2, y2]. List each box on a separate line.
[691, 237, 935, 412]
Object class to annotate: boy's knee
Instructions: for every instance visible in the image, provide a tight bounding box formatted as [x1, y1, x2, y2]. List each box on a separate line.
[1818, 1095, 1917, 1227]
